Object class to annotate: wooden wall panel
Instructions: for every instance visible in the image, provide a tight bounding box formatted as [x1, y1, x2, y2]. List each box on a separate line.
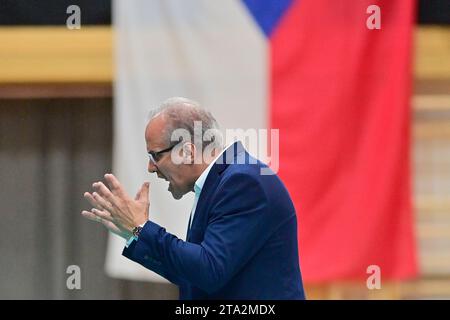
[0, 26, 112, 83]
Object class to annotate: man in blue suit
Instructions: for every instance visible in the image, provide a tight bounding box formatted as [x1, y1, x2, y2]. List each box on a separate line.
[82, 97, 305, 299]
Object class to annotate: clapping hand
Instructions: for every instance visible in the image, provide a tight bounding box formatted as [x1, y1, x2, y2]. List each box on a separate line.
[81, 173, 150, 239]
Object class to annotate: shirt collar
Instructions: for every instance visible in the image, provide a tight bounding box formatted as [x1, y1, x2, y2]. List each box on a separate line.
[194, 142, 233, 197]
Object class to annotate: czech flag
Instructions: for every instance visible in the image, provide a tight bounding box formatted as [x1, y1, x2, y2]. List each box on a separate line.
[108, 0, 417, 283]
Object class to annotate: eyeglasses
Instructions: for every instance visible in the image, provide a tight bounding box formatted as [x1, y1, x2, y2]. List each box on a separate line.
[147, 143, 178, 165]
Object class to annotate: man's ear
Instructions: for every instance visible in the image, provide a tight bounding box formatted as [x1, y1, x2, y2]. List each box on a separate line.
[182, 143, 195, 164]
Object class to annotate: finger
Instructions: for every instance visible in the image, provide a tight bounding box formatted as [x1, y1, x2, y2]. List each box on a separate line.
[81, 210, 103, 223]
[92, 192, 113, 212]
[104, 173, 126, 197]
[83, 207, 114, 223]
[100, 219, 120, 232]
[92, 181, 117, 205]
[84, 192, 103, 210]
[82, 211, 121, 234]
[134, 187, 141, 201]
[140, 182, 150, 201]
[135, 182, 150, 201]
[91, 208, 114, 222]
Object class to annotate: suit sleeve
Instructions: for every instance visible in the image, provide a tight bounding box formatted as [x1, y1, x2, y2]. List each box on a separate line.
[122, 172, 280, 293]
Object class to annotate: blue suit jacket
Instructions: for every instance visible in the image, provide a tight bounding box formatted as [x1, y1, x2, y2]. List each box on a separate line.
[123, 141, 305, 299]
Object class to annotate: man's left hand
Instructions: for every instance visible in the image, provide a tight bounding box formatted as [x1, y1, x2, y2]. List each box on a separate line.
[84, 173, 150, 233]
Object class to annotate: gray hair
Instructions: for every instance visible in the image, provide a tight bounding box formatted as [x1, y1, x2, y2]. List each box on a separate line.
[148, 97, 223, 150]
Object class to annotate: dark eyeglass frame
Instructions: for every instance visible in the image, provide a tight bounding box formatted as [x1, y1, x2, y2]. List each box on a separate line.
[147, 143, 178, 164]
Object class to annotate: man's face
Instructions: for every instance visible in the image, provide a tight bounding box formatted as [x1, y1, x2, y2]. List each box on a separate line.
[145, 115, 194, 199]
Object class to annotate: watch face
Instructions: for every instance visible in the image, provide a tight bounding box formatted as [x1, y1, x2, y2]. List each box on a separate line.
[133, 226, 142, 237]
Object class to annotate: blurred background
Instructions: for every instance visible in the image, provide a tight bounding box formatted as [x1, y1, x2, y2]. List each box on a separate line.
[0, 0, 449, 299]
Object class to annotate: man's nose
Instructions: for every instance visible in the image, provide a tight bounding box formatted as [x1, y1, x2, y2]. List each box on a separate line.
[148, 161, 158, 173]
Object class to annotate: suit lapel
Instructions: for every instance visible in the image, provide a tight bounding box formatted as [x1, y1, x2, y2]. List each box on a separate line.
[186, 141, 246, 242]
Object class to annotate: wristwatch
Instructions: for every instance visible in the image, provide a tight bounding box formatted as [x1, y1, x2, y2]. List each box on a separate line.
[132, 226, 143, 238]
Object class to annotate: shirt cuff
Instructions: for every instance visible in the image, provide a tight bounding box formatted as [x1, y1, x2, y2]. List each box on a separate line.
[125, 235, 136, 248]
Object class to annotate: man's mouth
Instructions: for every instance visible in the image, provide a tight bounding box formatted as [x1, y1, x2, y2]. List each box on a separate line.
[157, 173, 173, 192]
[157, 174, 168, 181]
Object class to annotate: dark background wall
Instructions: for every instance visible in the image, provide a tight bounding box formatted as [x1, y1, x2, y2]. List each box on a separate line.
[0, 98, 179, 299]
[0, 0, 448, 25]
[0, 0, 111, 25]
